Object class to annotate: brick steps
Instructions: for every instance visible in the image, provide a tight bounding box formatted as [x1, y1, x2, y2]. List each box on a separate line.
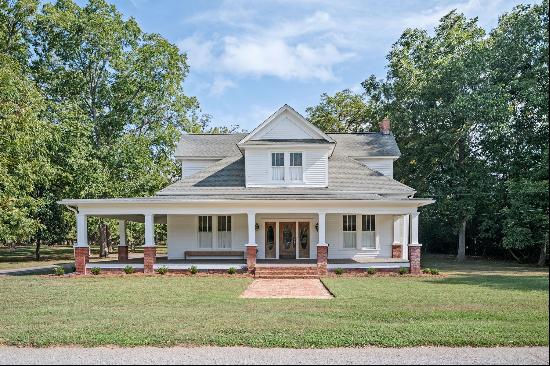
[254, 266, 320, 279]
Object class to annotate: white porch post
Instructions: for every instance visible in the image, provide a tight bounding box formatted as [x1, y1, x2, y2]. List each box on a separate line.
[246, 211, 257, 273]
[410, 212, 419, 245]
[402, 214, 410, 260]
[392, 215, 402, 258]
[316, 212, 328, 275]
[143, 214, 156, 273]
[75, 213, 89, 274]
[144, 214, 155, 247]
[317, 212, 326, 245]
[118, 220, 128, 261]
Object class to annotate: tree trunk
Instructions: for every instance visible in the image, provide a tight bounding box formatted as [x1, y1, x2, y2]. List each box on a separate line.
[457, 219, 466, 262]
[538, 242, 547, 266]
[99, 221, 109, 258]
[35, 237, 41, 261]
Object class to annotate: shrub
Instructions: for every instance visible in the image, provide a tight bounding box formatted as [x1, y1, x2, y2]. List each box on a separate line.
[123, 265, 135, 274]
[52, 266, 65, 276]
[90, 267, 101, 275]
[422, 268, 431, 274]
[156, 266, 169, 275]
[334, 268, 344, 276]
[227, 267, 237, 275]
[367, 268, 377, 275]
[430, 268, 440, 275]
[189, 265, 198, 275]
[398, 267, 408, 275]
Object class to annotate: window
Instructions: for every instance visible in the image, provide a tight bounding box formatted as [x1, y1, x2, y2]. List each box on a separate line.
[289, 153, 303, 181]
[343, 214, 357, 249]
[271, 153, 284, 181]
[198, 216, 212, 248]
[362, 215, 376, 249]
[217, 215, 232, 248]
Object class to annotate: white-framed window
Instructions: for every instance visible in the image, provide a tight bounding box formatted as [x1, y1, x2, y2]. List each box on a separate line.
[271, 152, 284, 181]
[361, 215, 376, 249]
[289, 152, 303, 181]
[198, 215, 212, 248]
[217, 215, 232, 248]
[343, 214, 357, 249]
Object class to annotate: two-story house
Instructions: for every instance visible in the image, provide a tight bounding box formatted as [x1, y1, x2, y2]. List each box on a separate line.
[60, 105, 433, 276]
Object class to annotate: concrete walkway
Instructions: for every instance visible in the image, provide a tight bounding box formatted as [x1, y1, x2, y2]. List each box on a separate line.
[0, 346, 547, 365]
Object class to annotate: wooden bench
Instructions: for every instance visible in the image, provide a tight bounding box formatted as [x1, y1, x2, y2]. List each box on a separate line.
[184, 250, 245, 260]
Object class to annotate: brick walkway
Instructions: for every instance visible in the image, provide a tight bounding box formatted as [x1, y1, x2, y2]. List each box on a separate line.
[240, 279, 333, 299]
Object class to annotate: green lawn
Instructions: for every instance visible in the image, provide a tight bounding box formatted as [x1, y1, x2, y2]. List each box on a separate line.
[0, 257, 547, 347]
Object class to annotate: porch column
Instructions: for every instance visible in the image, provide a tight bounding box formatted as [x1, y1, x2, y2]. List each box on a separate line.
[392, 215, 402, 258]
[143, 214, 156, 274]
[246, 211, 257, 273]
[409, 212, 422, 274]
[74, 213, 90, 274]
[316, 212, 328, 276]
[118, 220, 128, 262]
[401, 214, 410, 261]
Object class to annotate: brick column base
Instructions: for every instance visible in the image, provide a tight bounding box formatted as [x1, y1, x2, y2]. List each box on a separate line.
[392, 244, 402, 258]
[408, 244, 422, 275]
[118, 245, 129, 261]
[143, 246, 156, 274]
[74, 247, 90, 274]
[246, 245, 257, 274]
[317, 244, 328, 276]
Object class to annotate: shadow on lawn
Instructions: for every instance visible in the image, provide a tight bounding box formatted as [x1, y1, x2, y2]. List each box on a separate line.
[430, 274, 549, 292]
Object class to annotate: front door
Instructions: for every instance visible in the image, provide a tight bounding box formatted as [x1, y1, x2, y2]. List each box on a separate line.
[264, 222, 276, 259]
[279, 222, 296, 259]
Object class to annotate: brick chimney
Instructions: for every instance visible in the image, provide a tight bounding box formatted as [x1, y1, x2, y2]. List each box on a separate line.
[379, 117, 391, 135]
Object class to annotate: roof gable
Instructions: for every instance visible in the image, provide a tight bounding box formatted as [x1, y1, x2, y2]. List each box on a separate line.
[239, 104, 334, 145]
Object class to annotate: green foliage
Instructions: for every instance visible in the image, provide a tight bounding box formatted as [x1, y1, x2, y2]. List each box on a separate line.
[430, 268, 440, 275]
[398, 267, 408, 275]
[156, 266, 168, 275]
[367, 268, 377, 275]
[90, 267, 101, 275]
[52, 265, 64, 276]
[334, 268, 344, 276]
[123, 265, 134, 274]
[307, 2, 549, 263]
[189, 265, 198, 275]
[422, 268, 431, 274]
[227, 267, 237, 275]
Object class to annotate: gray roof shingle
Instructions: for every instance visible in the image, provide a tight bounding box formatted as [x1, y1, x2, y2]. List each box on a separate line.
[328, 133, 401, 157]
[175, 133, 246, 158]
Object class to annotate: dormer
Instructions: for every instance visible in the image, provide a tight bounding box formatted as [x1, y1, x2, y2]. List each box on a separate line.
[238, 105, 335, 188]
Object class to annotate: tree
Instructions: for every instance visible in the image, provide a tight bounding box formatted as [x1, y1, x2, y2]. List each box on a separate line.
[30, 0, 202, 256]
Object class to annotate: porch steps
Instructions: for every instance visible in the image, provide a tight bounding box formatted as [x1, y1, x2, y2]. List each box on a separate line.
[254, 266, 320, 279]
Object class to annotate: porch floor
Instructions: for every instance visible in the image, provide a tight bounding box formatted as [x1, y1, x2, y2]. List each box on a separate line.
[86, 256, 409, 270]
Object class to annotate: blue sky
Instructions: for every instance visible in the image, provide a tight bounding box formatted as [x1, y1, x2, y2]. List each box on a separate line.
[104, 0, 529, 131]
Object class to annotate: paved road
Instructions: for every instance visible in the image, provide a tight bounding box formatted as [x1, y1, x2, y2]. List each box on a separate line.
[0, 346, 547, 365]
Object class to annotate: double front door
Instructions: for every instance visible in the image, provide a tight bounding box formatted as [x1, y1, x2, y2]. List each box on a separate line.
[264, 221, 310, 259]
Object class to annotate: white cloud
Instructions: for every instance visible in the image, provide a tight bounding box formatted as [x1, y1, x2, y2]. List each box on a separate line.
[177, 35, 215, 71]
[209, 77, 236, 96]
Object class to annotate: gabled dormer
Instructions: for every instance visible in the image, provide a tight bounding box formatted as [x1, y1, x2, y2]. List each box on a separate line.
[238, 105, 335, 188]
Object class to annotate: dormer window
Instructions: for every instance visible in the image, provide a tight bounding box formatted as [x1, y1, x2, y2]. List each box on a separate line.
[289, 153, 303, 181]
[271, 153, 284, 181]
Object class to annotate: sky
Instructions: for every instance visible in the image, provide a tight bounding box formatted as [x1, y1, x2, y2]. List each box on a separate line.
[101, 0, 530, 131]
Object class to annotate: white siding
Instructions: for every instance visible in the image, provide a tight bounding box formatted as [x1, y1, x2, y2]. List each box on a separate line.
[325, 214, 393, 259]
[180, 159, 221, 178]
[254, 115, 316, 140]
[167, 214, 247, 259]
[356, 158, 394, 178]
[245, 148, 328, 187]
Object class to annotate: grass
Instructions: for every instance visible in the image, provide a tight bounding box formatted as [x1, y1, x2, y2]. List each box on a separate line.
[0, 245, 167, 271]
[0, 256, 547, 347]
